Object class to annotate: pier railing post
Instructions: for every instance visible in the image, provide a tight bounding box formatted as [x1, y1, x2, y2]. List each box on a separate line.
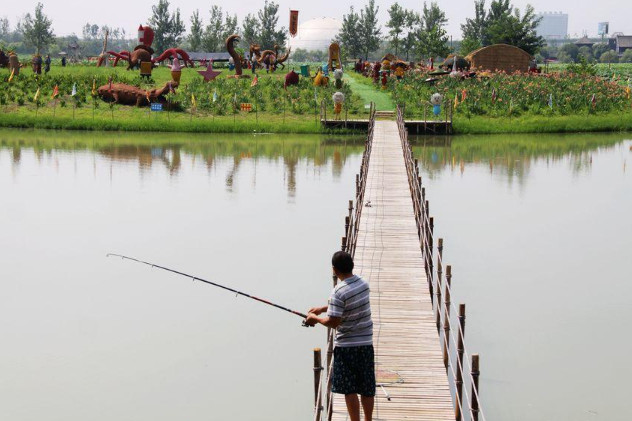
[313, 348, 323, 414]
[455, 304, 466, 421]
[471, 354, 480, 421]
[436, 238, 443, 333]
[429, 216, 434, 292]
[443, 265, 452, 370]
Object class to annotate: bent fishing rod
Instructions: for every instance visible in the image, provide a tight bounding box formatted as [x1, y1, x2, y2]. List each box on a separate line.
[106, 253, 311, 326]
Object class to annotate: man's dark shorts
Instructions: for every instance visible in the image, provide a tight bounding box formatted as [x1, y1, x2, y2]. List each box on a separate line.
[332, 345, 376, 397]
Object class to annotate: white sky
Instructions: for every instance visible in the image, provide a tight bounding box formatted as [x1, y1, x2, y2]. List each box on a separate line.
[3, 0, 630, 39]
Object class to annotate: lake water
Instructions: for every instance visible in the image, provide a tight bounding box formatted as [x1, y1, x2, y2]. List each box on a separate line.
[1, 129, 630, 420]
[412, 132, 632, 421]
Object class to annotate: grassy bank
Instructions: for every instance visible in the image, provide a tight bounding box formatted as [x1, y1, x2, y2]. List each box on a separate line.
[453, 113, 632, 134]
[0, 104, 364, 134]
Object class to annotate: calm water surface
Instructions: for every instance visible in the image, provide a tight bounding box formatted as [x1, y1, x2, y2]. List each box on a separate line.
[412, 133, 632, 421]
[0, 129, 362, 421]
[1, 129, 630, 420]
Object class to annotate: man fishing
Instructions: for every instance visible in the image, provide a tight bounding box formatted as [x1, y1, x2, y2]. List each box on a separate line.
[305, 251, 375, 421]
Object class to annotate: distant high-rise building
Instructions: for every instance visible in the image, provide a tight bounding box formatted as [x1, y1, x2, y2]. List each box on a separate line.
[536, 12, 569, 40]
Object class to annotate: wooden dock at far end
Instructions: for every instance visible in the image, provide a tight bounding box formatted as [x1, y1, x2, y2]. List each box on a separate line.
[330, 120, 454, 421]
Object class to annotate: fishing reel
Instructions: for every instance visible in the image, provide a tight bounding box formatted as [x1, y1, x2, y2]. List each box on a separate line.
[302, 320, 314, 328]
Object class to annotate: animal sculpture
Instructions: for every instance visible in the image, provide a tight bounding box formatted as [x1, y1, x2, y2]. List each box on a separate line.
[226, 34, 244, 76]
[98, 81, 177, 106]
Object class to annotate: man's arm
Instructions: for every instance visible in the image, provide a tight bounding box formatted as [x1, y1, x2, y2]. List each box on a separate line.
[308, 305, 328, 315]
[305, 313, 341, 329]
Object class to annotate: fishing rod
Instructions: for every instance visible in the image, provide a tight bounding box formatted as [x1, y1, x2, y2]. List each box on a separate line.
[106, 253, 310, 326]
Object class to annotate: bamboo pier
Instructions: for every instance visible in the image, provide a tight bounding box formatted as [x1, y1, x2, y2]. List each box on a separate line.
[313, 105, 484, 421]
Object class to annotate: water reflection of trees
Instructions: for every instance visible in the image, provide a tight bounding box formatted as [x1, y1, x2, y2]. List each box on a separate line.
[411, 133, 627, 182]
[0, 131, 364, 196]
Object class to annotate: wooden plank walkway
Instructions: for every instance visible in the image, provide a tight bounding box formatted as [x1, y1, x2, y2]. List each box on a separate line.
[331, 120, 453, 421]
[321, 119, 452, 134]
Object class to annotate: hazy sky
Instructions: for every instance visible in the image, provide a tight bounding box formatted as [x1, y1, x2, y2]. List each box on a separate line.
[3, 0, 630, 39]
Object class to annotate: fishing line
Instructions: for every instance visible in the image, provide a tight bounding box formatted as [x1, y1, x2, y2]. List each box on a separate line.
[106, 253, 310, 326]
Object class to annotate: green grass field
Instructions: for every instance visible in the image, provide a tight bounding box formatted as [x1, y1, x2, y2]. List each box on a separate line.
[2, 62, 632, 135]
[453, 113, 632, 134]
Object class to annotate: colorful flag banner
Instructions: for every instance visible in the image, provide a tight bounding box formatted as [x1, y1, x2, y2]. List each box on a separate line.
[213, 89, 218, 103]
[548, 93, 553, 109]
[8, 68, 15, 83]
[71, 83, 77, 96]
[51, 85, 59, 99]
[591, 94, 596, 108]
[454, 94, 459, 108]
[491, 88, 497, 103]
[289, 10, 299, 37]
[92, 79, 96, 96]
[191, 94, 197, 108]
[461, 89, 467, 102]
[251, 75, 259, 87]
[240, 103, 253, 112]
[33, 87, 40, 102]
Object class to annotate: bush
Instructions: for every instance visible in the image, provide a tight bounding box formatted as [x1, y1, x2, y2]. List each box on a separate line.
[600, 51, 619, 64]
[620, 50, 632, 64]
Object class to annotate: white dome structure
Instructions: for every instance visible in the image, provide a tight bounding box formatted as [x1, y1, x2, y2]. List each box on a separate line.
[288, 17, 342, 52]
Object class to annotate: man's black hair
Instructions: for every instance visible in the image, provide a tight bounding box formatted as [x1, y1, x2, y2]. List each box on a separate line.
[332, 251, 354, 273]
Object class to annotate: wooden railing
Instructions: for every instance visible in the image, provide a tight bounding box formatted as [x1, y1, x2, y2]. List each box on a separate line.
[396, 104, 485, 421]
[313, 103, 376, 421]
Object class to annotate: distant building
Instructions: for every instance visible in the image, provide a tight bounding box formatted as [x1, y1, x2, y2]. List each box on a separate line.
[610, 34, 632, 55]
[536, 12, 568, 40]
[575, 36, 595, 48]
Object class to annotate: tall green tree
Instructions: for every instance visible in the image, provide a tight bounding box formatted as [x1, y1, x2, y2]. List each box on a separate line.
[257, 1, 286, 47]
[222, 13, 238, 41]
[486, 3, 543, 54]
[386, 3, 406, 55]
[241, 13, 260, 47]
[359, 0, 382, 60]
[0, 17, 9, 41]
[338, 6, 362, 59]
[203, 6, 225, 52]
[461, 0, 544, 56]
[188, 10, 203, 51]
[149, 0, 185, 53]
[416, 2, 449, 59]
[460, 0, 487, 54]
[401, 11, 420, 60]
[22, 3, 54, 54]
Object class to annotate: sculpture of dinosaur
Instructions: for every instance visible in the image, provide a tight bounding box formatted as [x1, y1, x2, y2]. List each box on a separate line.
[274, 44, 291, 69]
[257, 44, 291, 71]
[249, 44, 261, 62]
[98, 81, 177, 106]
[226, 34, 244, 76]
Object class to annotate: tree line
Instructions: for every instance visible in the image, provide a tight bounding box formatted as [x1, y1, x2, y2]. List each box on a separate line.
[0, 0, 287, 56]
[4, 0, 631, 64]
[339, 0, 544, 61]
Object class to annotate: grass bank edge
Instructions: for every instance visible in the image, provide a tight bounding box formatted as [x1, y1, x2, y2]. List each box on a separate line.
[0, 112, 364, 135]
[453, 113, 632, 134]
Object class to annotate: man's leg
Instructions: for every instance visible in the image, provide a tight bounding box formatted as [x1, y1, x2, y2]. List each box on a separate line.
[360, 395, 374, 421]
[344, 394, 360, 421]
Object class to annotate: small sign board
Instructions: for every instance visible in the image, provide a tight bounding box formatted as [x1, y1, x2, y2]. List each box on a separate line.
[240, 103, 253, 112]
[151, 103, 163, 112]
